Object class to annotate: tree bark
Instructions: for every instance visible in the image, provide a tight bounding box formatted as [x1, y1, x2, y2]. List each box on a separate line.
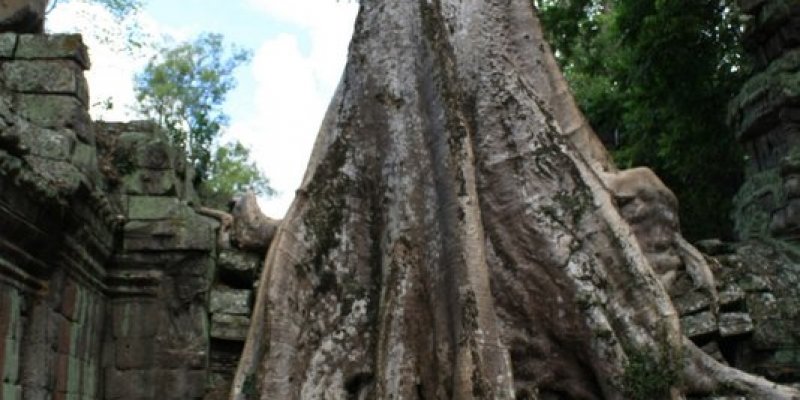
[231, 1, 800, 399]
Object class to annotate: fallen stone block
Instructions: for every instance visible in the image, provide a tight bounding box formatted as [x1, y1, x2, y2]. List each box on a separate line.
[2, 60, 88, 104]
[674, 289, 713, 316]
[719, 312, 755, 337]
[210, 314, 250, 341]
[681, 311, 718, 339]
[16, 33, 90, 69]
[210, 286, 252, 316]
[217, 249, 262, 287]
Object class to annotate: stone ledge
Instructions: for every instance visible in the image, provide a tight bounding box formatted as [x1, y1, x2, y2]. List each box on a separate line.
[2, 59, 89, 104]
[15, 34, 89, 70]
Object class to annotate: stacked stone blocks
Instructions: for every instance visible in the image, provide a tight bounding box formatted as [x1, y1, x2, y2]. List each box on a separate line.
[96, 121, 217, 400]
[732, 0, 800, 239]
[0, 31, 263, 400]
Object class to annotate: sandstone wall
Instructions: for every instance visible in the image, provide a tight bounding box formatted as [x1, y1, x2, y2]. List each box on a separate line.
[0, 32, 270, 400]
[731, 0, 800, 239]
[0, 32, 114, 400]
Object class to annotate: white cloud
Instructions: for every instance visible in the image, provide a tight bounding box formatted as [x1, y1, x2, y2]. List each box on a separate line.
[236, 1, 358, 217]
[227, 34, 326, 216]
[48, 0, 359, 218]
[47, 1, 183, 121]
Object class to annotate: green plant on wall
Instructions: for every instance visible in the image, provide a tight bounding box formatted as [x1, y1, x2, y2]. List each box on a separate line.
[537, 0, 747, 240]
[621, 346, 682, 400]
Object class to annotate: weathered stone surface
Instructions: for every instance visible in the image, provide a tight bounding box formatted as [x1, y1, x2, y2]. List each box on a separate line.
[0, 0, 46, 33]
[105, 369, 155, 399]
[0, 34, 223, 400]
[16, 34, 90, 69]
[732, 1, 800, 239]
[115, 337, 155, 370]
[2, 60, 88, 104]
[719, 284, 746, 308]
[739, 273, 772, 292]
[0, 33, 17, 58]
[113, 130, 175, 170]
[230, 191, 279, 252]
[695, 239, 732, 255]
[154, 369, 206, 399]
[209, 286, 251, 316]
[111, 301, 158, 339]
[154, 349, 206, 370]
[216, 249, 261, 287]
[15, 94, 90, 140]
[681, 311, 718, 338]
[210, 314, 250, 341]
[675, 289, 713, 316]
[71, 141, 98, 178]
[719, 312, 755, 337]
[17, 126, 75, 161]
[121, 169, 178, 196]
[784, 174, 800, 198]
[2, 384, 22, 400]
[700, 341, 728, 364]
[126, 196, 182, 220]
[753, 318, 795, 349]
[135, 138, 174, 170]
[747, 292, 779, 319]
[24, 156, 84, 194]
[122, 215, 215, 251]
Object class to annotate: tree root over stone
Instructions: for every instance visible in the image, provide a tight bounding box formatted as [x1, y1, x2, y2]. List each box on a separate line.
[231, 1, 800, 398]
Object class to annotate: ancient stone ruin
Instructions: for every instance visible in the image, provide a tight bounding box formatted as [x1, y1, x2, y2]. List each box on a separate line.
[0, 21, 278, 400]
[2, 0, 800, 399]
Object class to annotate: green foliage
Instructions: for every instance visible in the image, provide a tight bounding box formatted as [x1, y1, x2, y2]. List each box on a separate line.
[538, 0, 748, 239]
[199, 141, 274, 209]
[135, 33, 252, 180]
[621, 346, 682, 400]
[48, 0, 143, 17]
[135, 33, 272, 208]
[88, 0, 143, 17]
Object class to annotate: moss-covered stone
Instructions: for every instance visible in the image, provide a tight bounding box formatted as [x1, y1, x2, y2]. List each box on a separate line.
[621, 347, 682, 400]
[217, 249, 261, 287]
[210, 313, 250, 341]
[729, 49, 800, 138]
[718, 312, 755, 337]
[733, 168, 784, 239]
[126, 196, 182, 220]
[120, 169, 178, 196]
[2, 60, 88, 104]
[0, 33, 17, 58]
[17, 126, 75, 161]
[209, 286, 251, 316]
[24, 155, 85, 195]
[16, 34, 89, 70]
[15, 94, 91, 141]
[681, 311, 718, 338]
[122, 213, 215, 251]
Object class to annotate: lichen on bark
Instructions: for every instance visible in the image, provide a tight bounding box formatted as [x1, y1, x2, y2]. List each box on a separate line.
[231, 1, 800, 399]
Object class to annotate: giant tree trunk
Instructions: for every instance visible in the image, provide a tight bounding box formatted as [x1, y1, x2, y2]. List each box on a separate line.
[231, 1, 800, 399]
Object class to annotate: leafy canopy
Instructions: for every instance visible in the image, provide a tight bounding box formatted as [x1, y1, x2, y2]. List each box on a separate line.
[48, 0, 143, 18]
[200, 142, 276, 209]
[134, 33, 272, 208]
[537, 0, 747, 239]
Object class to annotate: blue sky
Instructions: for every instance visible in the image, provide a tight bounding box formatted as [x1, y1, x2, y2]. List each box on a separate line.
[49, 0, 360, 217]
[141, 0, 313, 125]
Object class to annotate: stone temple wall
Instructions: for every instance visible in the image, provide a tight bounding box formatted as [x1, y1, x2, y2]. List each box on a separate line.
[731, 0, 800, 239]
[0, 31, 114, 400]
[0, 31, 271, 400]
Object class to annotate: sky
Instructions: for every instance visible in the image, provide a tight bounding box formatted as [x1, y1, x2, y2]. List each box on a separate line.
[47, 0, 360, 218]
